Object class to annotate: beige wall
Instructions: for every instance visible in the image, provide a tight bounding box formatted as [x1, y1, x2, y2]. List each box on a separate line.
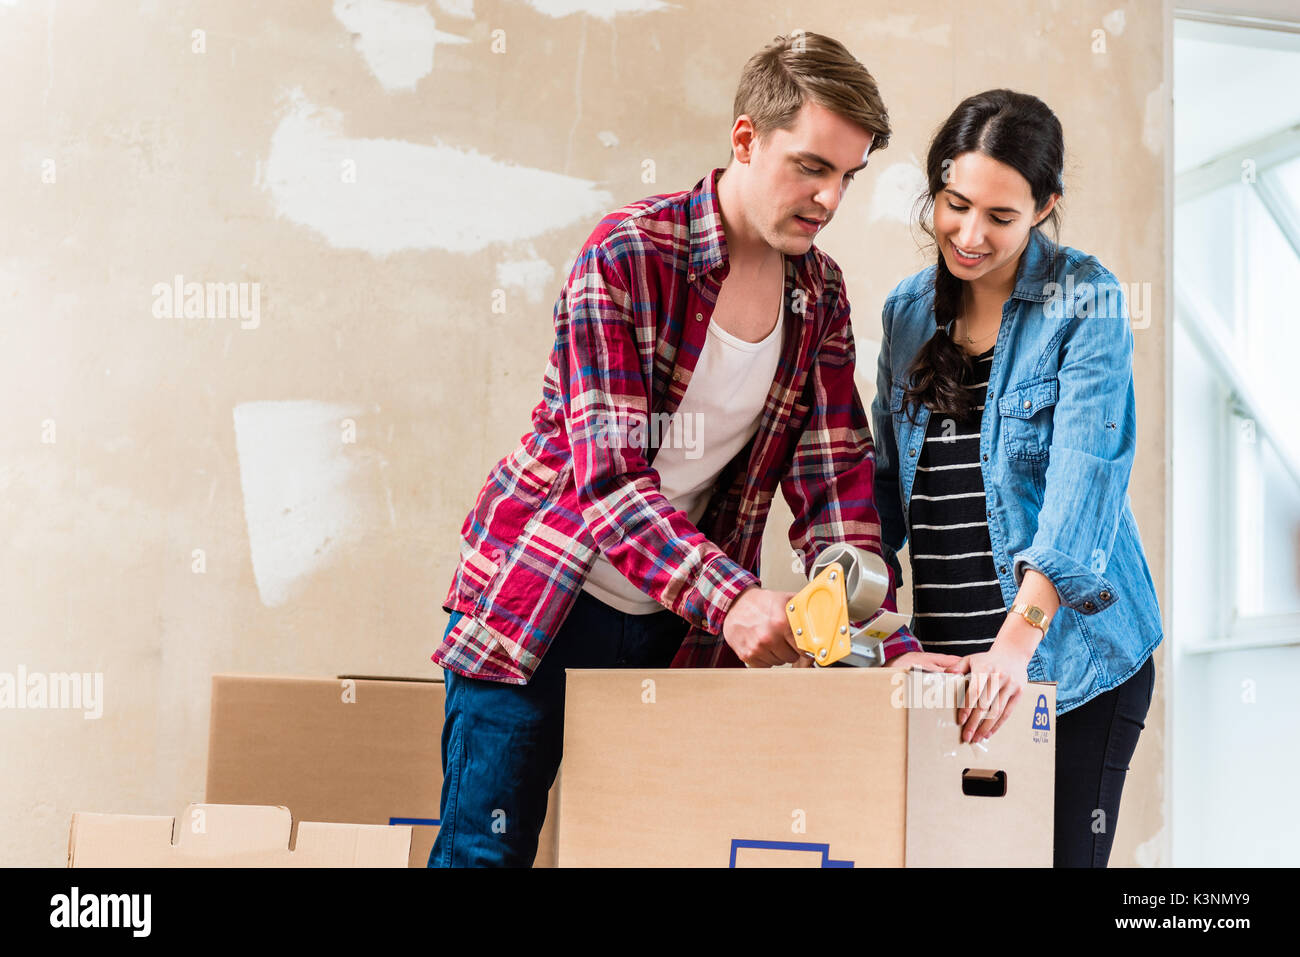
[0, 0, 1166, 866]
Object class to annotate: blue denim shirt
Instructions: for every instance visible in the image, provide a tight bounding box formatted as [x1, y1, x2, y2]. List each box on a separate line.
[870, 229, 1163, 714]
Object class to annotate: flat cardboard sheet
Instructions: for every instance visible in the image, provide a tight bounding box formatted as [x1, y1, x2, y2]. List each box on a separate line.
[68, 803, 411, 867]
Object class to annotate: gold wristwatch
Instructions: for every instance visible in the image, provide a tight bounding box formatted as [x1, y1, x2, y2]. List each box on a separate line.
[1010, 603, 1051, 634]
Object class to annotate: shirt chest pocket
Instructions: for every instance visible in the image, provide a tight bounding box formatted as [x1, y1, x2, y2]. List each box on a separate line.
[997, 377, 1058, 460]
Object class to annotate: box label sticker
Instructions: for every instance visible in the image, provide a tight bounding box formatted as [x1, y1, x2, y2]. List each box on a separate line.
[1032, 693, 1052, 744]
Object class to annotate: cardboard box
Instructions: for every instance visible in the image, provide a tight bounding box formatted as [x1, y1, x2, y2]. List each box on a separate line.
[205, 674, 560, 867]
[68, 803, 410, 867]
[557, 668, 1056, 867]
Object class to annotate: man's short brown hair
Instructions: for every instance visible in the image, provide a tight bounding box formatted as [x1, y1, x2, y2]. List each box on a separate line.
[730, 32, 891, 160]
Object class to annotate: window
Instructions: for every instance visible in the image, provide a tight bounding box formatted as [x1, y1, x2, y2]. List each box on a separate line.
[1174, 13, 1300, 645]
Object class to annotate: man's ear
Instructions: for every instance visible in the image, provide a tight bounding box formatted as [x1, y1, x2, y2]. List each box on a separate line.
[731, 114, 758, 164]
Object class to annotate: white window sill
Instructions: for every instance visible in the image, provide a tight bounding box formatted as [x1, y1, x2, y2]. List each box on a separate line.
[1180, 613, 1300, 654]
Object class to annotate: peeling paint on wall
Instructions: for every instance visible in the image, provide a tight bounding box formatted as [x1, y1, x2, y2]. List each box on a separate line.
[522, 0, 676, 21]
[233, 400, 374, 608]
[867, 159, 927, 224]
[259, 89, 615, 256]
[858, 14, 951, 47]
[497, 246, 557, 303]
[333, 0, 468, 92]
[1135, 822, 1164, 867]
[437, 0, 475, 17]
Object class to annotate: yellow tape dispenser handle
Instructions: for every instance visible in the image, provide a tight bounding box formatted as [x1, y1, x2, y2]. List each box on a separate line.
[786, 562, 852, 665]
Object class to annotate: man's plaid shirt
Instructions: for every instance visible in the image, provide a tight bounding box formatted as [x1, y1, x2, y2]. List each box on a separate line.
[434, 166, 920, 683]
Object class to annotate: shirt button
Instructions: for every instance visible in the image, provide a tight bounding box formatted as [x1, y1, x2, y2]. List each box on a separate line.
[1100, 590, 1112, 601]
[695, 312, 703, 322]
[1083, 601, 1096, 612]
[908, 449, 916, 457]
[986, 509, 992, 518]
[1023, 400, 1032, 410]
[982, 453, 988, 462]
[673, 371, 682, 380]
[999, 565, 1008, 574]
[688, 272, 696, 282]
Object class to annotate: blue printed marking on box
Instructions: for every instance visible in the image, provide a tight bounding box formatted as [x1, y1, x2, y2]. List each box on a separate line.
[729, 839, 854, 868]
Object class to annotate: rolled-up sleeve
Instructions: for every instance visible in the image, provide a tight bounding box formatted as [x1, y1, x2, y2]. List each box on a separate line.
[558, 244, 760, 634]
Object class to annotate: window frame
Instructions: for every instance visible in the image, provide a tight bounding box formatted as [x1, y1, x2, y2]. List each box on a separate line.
[1173, 15, 1300, 654]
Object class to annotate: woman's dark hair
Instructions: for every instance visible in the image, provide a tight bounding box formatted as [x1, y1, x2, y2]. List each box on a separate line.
[902, 89, 1064, 421]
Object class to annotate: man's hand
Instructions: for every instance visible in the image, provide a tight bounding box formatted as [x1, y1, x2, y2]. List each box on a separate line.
[884, 651, 962, 672]
[722, 586, 802, 667]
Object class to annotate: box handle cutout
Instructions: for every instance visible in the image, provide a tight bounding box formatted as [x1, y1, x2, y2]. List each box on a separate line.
[961, 768, 1007, 797]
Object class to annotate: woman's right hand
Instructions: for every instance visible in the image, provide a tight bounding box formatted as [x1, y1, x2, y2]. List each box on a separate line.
[884, 651, 962, 671]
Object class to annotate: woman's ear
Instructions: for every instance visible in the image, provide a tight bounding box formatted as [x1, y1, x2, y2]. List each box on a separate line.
[1034, 193, 1061, 226]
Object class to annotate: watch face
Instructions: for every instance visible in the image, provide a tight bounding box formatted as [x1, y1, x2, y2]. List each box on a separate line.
[1025, 607, 1045, 626]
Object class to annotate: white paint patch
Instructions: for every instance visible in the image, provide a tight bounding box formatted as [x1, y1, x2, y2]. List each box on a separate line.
[561, 245, 580, 279]
[1142, 84, 1164, 156]
[523, 0, 675, 20]
[260, 89, 615, 256]
[333, 0, 468, 92]
[497, 245, 557, 303]
[1135, 823, 1165, 867]
[858, 14, 950, 46]
[597, 130, 619, 148]
[233, 400, 371, 608]
[867, 160, 928, 224]
[1102, 8, 1126, 36]
[437, 0, 475, 17]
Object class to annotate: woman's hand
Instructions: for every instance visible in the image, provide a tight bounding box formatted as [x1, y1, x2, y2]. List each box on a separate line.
[945, 617, 1039, 743]
[884, 651, 962, 672]
[791, 650, 960, 670]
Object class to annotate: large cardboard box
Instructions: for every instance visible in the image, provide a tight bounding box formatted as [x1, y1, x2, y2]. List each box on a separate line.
[205, 674, 560, 867]
[557, 668, 1056, 867]
[68, 803, 411, 867]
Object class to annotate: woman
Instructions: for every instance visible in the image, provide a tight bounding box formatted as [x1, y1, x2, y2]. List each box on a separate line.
[869, 89, 1163, 868]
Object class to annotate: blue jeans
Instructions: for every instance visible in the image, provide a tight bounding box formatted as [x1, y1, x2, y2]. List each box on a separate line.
[428, 588, 688, 867]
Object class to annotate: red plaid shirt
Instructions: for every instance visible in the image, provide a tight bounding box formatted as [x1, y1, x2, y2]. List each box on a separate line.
[435, 166, 920, 683]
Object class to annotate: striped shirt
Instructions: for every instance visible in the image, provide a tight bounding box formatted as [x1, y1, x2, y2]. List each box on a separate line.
[435, 166, 920, 684]
[908, 346, 1007, 654]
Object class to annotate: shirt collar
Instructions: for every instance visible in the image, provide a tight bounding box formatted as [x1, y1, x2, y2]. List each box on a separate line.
[688, 166, 826, 309]
[1009, 227, 1062, 302]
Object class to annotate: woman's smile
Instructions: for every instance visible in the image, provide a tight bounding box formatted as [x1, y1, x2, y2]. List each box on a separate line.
[948, 240, 991, 266]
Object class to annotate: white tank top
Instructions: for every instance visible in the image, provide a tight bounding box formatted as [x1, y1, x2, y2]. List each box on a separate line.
[580, 293, 785, 614]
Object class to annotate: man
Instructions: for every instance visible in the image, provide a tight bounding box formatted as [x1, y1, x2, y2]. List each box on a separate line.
[430, 31, 957, 868]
